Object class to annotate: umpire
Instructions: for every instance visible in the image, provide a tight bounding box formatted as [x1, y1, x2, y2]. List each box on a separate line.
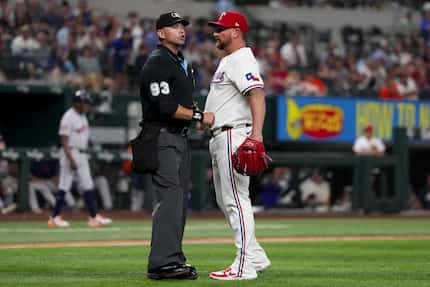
[139, 11, 214, 280]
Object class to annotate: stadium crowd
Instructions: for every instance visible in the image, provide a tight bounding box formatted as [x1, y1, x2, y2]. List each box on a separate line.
[0, 0, 430, 101]
[1, 0, 430, 213]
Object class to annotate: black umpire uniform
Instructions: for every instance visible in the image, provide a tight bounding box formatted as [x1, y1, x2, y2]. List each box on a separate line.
[139, 12, 198, 280]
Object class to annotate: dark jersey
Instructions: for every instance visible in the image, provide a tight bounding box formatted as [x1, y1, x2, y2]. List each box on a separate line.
[139, 45, 195, 129]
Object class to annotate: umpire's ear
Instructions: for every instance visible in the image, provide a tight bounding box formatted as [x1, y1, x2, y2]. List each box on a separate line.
[157, 28, 166, 41]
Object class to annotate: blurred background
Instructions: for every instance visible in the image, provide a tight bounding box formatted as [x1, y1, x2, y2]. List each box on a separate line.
[1, 0, 430, 216]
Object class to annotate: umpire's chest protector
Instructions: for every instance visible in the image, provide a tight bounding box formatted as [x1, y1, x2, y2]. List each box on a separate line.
[139, 45, 195, 124]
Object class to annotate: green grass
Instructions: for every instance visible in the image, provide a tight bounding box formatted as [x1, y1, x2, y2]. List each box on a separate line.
[0, 218, 430, 243]
[0, 241, 429, 287]
[0, 218, 430, 286]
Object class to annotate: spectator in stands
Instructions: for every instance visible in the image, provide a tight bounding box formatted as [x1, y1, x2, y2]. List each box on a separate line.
[77, 45, 102, 91]
[109, 26, 133, 90]
[44, 0, 64, 30]
[318, 41, 344, 64]
[48, 47, 76, 75]
[259, 167, 284, 208]
[275, 167, 299, 207]
[130, 42, 149, 89]
[332, 186, 352, 212]
[379, 64, 402, 100]
[34, 30, 51, 72]
[57, 16, 74, 48]
[341, 25, 364, 57]
[60, 0, 73, 23]
[394, 64, 419, 100]
[127, 11, 143, 50]
[418, 173, 430, 209]
[0, 131, 16, 215]
[78, 45, 101, 75]
[421, 2, 430, 42]
[266, 54, 288, 95]
[77, 25, 104, 53]
[353, 124, 385, 155]
[355, 55, 386, 92]
[284, 70, 303, 96]
[26, 0, 45, 25]
[280, 32, 308, 68]
[388, 41, 412, 67]
[284, 71, 327, 96]
[142, 24, 158, 52]
[102, 14, 119, 42]
[11, 25, 40, 57]
[183, 39, 203, 67]
[74, 0, 92, 27]
[0, 0, 13, 28]
[28, 160, 57, 214]
[301, 75, 327, 96]
[12, 0, 29, 28]
[299, 169, 330, 212]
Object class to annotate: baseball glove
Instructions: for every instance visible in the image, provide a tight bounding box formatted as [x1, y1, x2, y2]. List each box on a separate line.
[232, 137, 272, 176]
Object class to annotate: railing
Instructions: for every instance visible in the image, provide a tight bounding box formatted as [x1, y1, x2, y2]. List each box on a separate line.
[1, 129, 409, 213]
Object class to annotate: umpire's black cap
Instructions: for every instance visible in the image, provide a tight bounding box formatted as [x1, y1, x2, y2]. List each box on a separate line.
[156, 12, 189, 30]
[73, 89, 92, 104]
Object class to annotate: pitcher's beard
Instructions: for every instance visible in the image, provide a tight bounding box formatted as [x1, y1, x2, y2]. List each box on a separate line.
[216, 41, 226, 50]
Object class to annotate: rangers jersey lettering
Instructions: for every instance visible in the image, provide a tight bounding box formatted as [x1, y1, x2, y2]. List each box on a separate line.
[204, 47, 264, 129]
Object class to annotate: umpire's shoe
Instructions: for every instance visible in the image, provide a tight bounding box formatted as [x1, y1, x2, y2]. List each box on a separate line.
[147, 263, 198, 280]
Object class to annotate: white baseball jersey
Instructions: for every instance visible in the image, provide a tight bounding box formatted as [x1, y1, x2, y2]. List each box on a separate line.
[353, 136, 385, 154]
[206, 47, 270, 279]
[59, 108, 89, 150]
[204, 47, 264, 129]
[58, 107, 94, 192]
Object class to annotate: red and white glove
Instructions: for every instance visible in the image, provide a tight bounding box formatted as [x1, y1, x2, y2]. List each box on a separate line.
[232, 137, 272, 176]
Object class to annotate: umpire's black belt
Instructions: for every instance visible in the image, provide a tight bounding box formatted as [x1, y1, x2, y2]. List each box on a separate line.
[210, 123, 252, 138]
[160, 126, 189, 137]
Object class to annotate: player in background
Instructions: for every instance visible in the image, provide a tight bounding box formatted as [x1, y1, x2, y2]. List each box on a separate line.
[204, 11, 270, 280]
[353, 124, 386, 155]
[48, 90, 112, 228]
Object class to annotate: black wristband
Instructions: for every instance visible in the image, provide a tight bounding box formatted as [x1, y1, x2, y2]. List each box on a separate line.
[192, 110, 204, 122]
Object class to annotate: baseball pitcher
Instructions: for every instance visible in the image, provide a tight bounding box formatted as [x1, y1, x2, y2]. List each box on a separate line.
[204, 11, 271, 280]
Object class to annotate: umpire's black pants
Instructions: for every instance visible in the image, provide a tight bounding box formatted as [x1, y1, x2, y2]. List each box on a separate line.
[148, 130, 191, 270]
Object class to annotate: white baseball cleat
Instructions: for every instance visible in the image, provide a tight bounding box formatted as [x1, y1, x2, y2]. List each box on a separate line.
[88, 214, 112, 227]
[209, 268, 257, 280]
[48, 216, 70, 228]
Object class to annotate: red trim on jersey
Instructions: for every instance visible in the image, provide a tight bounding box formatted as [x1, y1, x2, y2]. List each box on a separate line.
[242, 84, 264, 96]
[226, 130, 246, 276]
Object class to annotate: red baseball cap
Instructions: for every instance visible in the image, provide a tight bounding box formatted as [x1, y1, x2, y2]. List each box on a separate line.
[364, 124, 373, 133]
[208, 11, 249, 32]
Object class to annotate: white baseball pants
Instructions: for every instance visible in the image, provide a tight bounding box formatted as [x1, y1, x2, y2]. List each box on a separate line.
[209, 126, 269, 278]
[58, 149, 94, 192]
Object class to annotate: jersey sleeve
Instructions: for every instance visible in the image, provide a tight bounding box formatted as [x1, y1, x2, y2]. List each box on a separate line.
[58, 114, 71, 137]
[142, 56, 178, 116]
[228, 53, 264, 96]
[352, 137, 363, 153]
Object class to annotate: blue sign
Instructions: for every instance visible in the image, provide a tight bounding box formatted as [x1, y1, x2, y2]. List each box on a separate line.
[276, 96, 430, 143]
